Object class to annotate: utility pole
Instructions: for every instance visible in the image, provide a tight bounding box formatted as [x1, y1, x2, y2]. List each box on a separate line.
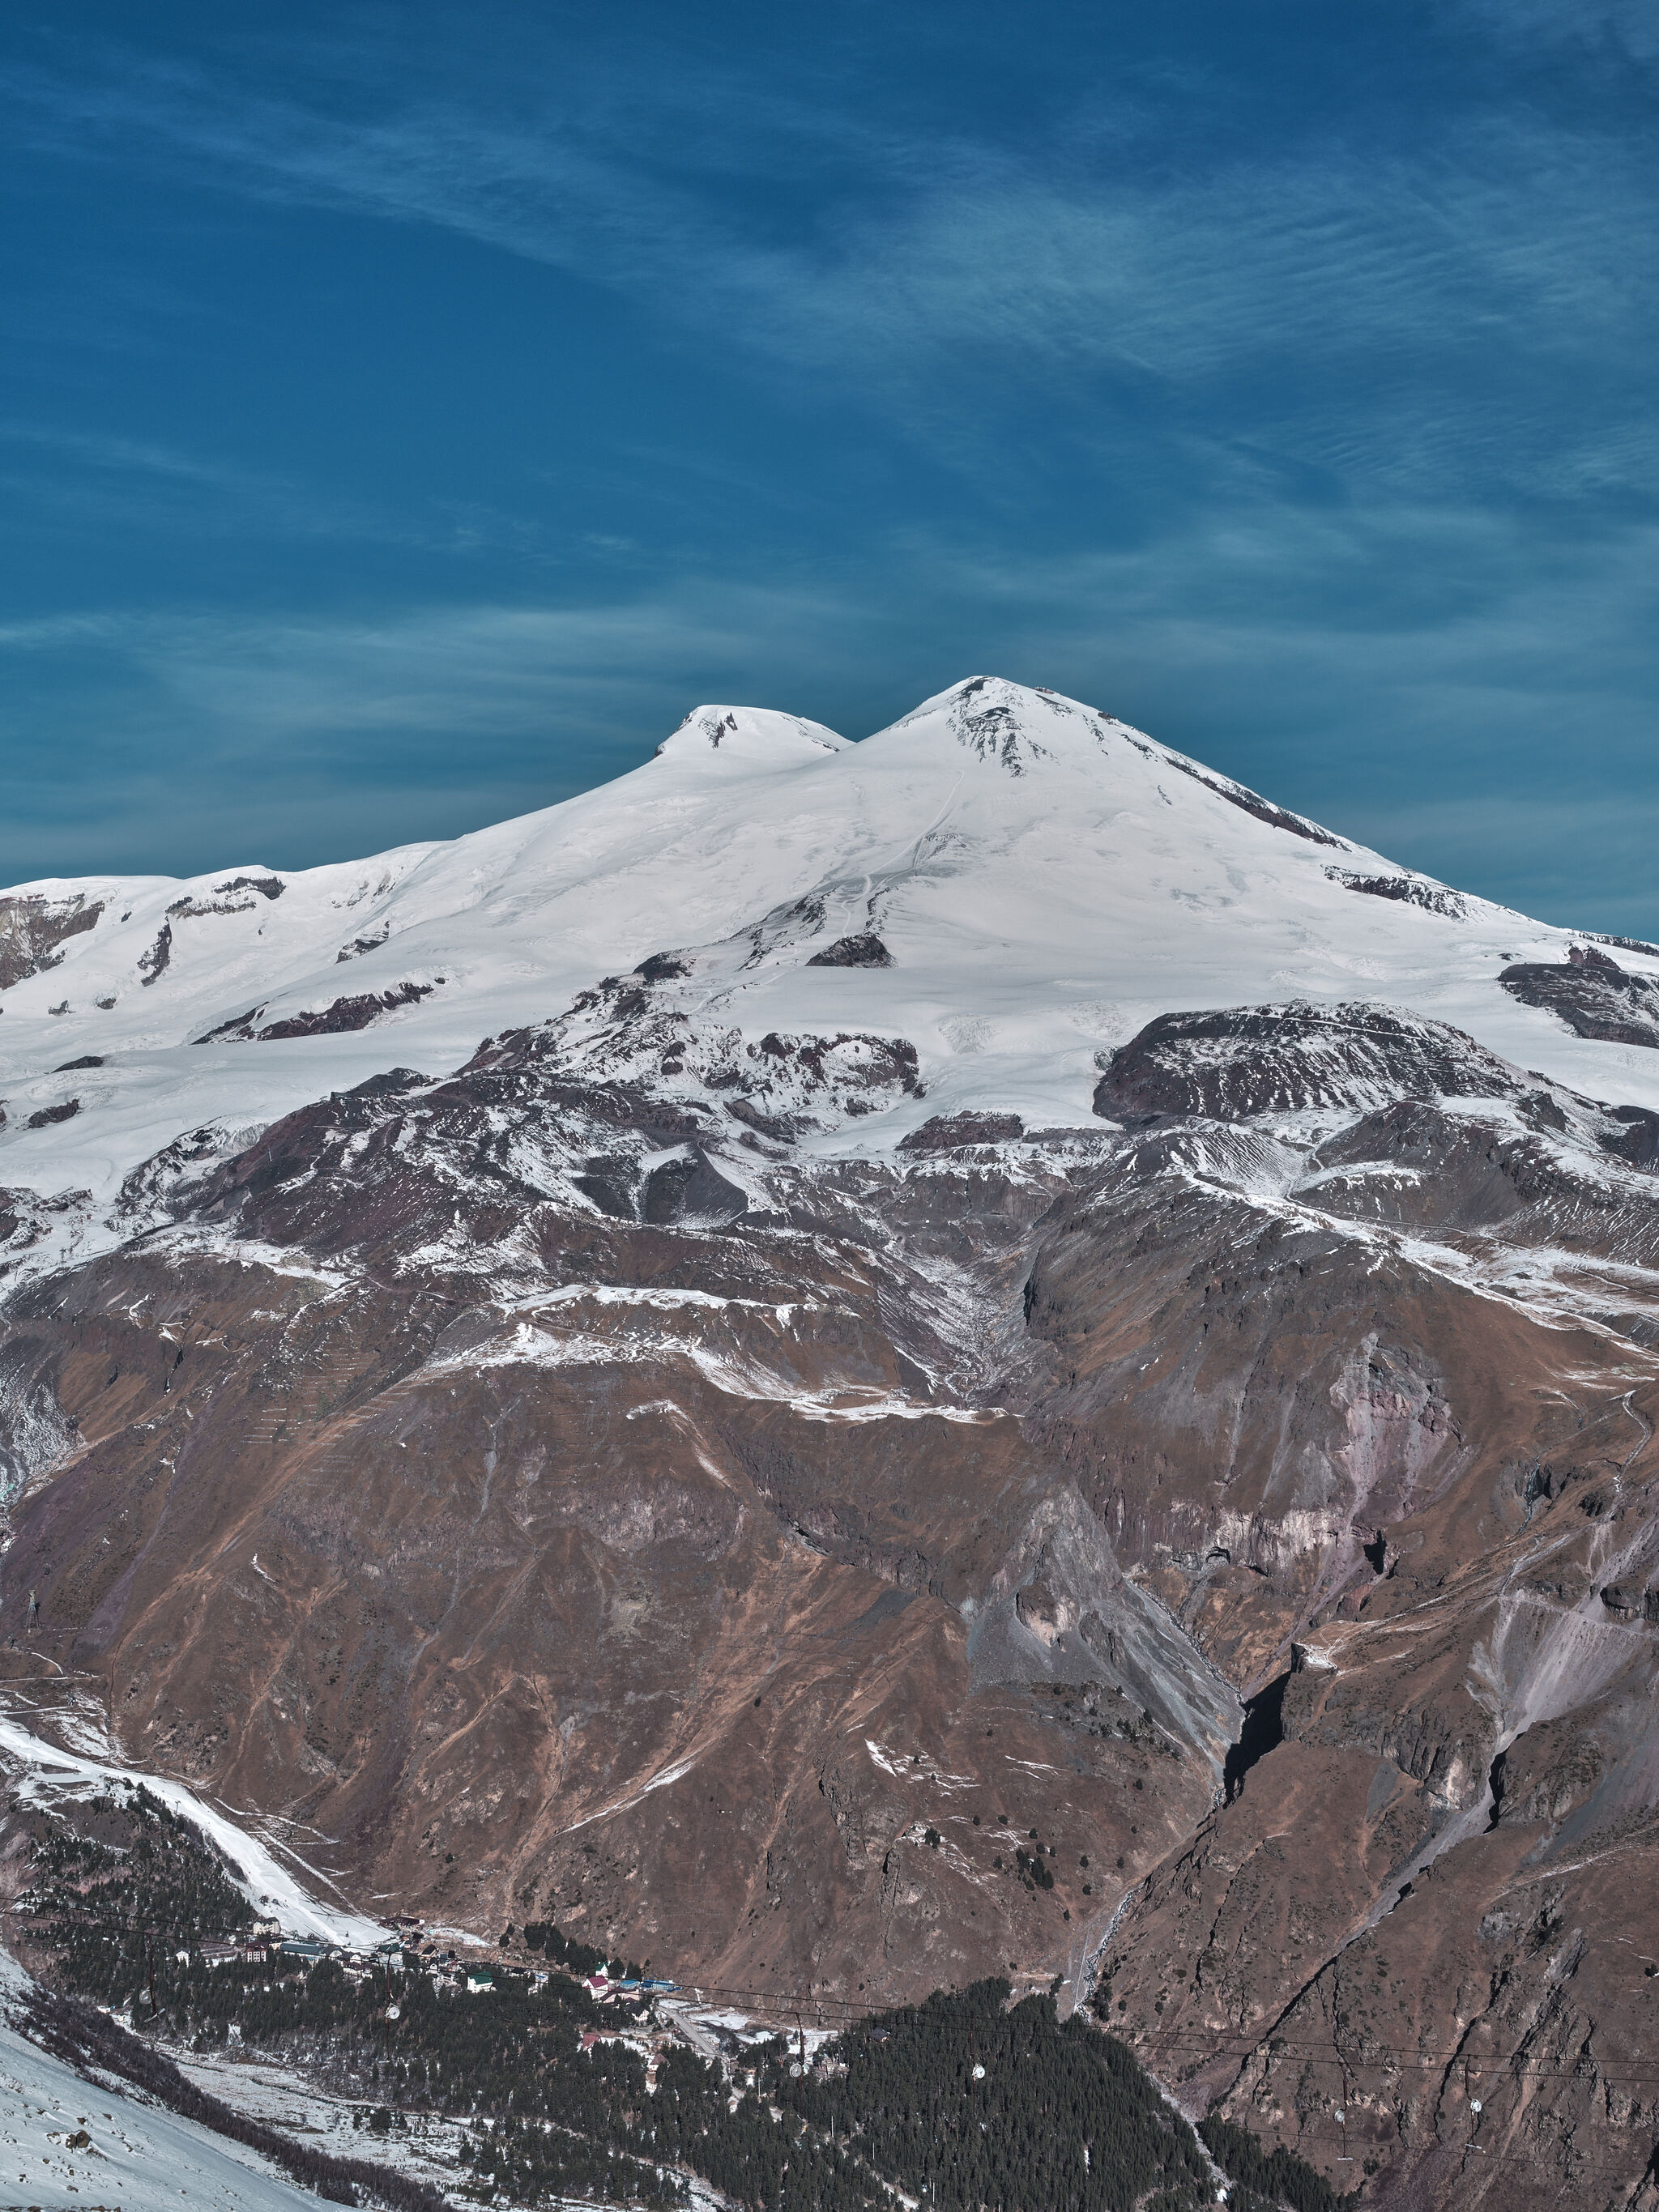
[1335, 2057, 1352, 2165]
[1461, 2055, 1485, 2153]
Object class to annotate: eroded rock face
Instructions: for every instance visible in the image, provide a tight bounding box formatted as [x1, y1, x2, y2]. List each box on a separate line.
[806, 933, 893, 969]
[136, 921, 172, 986]
[0, 895, 103, 991]
[899, 1112, 1025, 1152]
[1500, 949, 1659, 1047]
[23, 1100, 80, 1132]
[197, 982, 438, 1042]
[1158, 751, 1345, 846]
[0, 1057, 1224, 2009]
[2, 985, 1659, 2212]
[167, 879, 284, 920]
[1324, 866, 1469, 917]
[1092, 1002, 1518, 1122]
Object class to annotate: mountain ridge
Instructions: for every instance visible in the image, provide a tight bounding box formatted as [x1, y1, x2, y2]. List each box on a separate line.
[5, 676, 1657, 1301]
[3, 676, 1659, 2209]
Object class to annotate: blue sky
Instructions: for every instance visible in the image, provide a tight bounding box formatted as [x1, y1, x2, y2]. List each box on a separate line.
[2, 2, 1656, 929]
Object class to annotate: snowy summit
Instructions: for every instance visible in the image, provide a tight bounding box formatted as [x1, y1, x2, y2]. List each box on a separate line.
[2, 676, 1656, 1280]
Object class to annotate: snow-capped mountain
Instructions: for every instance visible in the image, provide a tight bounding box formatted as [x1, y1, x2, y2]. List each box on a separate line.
[5, 677, 1657, 1285]
[3, 677, 1658, 2212]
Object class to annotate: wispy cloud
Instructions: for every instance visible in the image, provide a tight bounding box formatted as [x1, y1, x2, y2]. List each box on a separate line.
[4, 484, 1654, 922]
[3, 50, 704, 292]
[9, 33, 1653, 522]
[0, 580, 889, 867]
[2, 14, 1654, 931]
[0, 421, 261, 486]
[1439, 0, 1659, 61]
[740, 127, 1658, 525]
[130, 599, 804, 749]
[0, 420, 554, 558]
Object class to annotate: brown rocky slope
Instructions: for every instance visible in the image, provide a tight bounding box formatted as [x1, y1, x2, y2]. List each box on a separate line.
[2, 989, 1658, 2208]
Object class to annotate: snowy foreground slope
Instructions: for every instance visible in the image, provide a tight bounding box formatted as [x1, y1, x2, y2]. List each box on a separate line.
[0, 1956, 318, 2212]
[5, 677, 1657, 1276]
[0, 1705, 405, 2212]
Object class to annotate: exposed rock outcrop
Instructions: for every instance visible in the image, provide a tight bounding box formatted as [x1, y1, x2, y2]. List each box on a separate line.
[0, 894, 103, 991]
[1093, 1001, 1517, 1123]
[807, 934, 893, 968]
[899, 1112, 1024, 1151]
[1324, 865, 1467, 917]
[1500, 947, 1659, 1047]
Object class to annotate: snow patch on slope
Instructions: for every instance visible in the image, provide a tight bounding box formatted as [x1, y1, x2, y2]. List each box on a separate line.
[0, 1703, 384, 1949]
[0, 1944, 321, 2212]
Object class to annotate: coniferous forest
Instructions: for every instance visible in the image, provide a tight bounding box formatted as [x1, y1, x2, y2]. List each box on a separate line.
[6, 1787, 1350, 2211]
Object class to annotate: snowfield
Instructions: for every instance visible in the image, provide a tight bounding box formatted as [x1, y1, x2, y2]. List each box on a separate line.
[0, 1946, 323, 2212]
[3, 677, 1657, 1283]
